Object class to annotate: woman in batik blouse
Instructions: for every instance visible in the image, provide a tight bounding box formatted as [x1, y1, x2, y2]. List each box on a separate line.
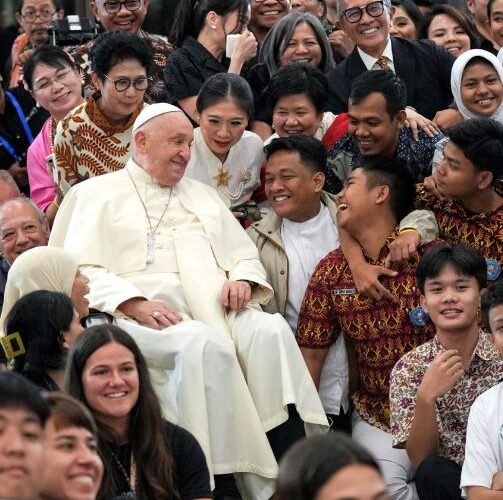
[51, 31, 151, 201]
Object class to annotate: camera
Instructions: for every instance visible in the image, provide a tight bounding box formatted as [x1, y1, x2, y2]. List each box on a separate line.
[48, 15, 99, 47]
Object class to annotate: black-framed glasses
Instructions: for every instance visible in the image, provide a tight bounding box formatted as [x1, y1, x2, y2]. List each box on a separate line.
[342, 0, 384, 23]
[101, 0, 142, 14]
[101, 73, 151, 92]
[21, 8, 55, 22]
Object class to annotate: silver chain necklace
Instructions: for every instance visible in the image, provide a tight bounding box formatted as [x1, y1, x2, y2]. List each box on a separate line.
[126, 167, 172, 264]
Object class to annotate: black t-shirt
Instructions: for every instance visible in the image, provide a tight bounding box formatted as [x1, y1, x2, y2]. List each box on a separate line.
[164, 36, 228, 105]
[109, 420, 212, 500]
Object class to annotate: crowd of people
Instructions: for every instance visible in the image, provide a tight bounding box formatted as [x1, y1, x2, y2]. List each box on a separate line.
[1, 0, 503, 498]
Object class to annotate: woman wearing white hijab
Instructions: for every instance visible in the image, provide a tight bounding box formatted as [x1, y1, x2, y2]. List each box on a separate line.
[451, 49, 503, 122]
[0, 246, 90, 332]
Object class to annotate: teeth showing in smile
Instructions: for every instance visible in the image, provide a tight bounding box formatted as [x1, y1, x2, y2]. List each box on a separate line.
[361, 27, 377, 34]
[73, 476, 94, 485]
[106, 392, 126, 398]
[338, 203, 348, 210]
[263, 10, 280, 15]
[274, 195, 289, 202]
[476, 98, 492, 105]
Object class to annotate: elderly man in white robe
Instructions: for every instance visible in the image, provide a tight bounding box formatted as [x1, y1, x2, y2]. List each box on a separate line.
[49, 103, 328, 500]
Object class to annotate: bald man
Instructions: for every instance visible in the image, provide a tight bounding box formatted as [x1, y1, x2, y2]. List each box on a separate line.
[50, 104, 328, 500]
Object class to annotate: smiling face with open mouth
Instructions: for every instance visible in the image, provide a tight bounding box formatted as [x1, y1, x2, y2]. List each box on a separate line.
[427, 13, 471, 58]
[82, 341, 140, 433]
[279, 22, 323, 67]
[265, 149, 325, 222]
[339, 0, 392, 57]
[39, 421, 104, 500]
[90, 0, 148, 34]
[460, 59, 503, 117]
[250, 0, 291, 36]
[273, 94, 323, 139]
[421, 264, 481, 334]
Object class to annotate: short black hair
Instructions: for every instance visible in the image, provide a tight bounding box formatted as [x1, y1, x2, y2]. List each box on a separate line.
[481, 281, 503, 330]
[196, 73, 254, 119]
[266, 63, 328, 115]
[264, 135, 327, 173]
[349, 70, 407, 118]
[277, 432, 381, 500]
[91, 31, 153, 80]
[352, 155, 416, 221]
[0, 372, 50, 424]
[23, 44, 77, 91]
[16, 0, 62, 13]
[445, 118, 503, 183]
[6, 290, 75, 375]
[416, 244, 487, 294]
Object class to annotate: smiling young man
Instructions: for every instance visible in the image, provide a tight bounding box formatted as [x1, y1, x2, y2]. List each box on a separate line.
[461, 282, 503, 499]
[326, 70, 444, 191]
[0, 372, 48, 500]
[297, 155, 437, 499]
[390, 245, 503, 500]
[326, 0, 454, 118]
[417, 118, 503, 284]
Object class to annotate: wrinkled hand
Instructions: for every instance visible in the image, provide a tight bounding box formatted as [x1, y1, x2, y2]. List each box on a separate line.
[424, 173, 446, 201]
[385, 231, 420, 267]
[404, 108, 440, 140]
[492, 472, 503, 491]
[118, 298, 182, 330]
[232, 30, 258, 63]
[418, 350, 464, 402]
[432, 109, 463, 131]
[220, 280, 252, 311]
[8, 162, 28, 188]
[351, 261, 397, 302]
[328, 30, 354, 59]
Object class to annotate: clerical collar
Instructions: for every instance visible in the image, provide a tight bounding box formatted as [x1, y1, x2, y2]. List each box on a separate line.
[127, 159, 173, 191]
[282, 202, 326, 229]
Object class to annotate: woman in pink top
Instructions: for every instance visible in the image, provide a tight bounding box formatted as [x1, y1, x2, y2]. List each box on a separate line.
[25, 45, 83, 223]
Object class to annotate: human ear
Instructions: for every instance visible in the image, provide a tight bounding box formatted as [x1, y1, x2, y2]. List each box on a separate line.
[477, 170, 493, 190]
[313, 171, 325, 192]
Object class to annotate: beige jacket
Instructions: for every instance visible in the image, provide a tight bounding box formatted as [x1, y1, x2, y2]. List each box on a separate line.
[247, 193, 438, 316]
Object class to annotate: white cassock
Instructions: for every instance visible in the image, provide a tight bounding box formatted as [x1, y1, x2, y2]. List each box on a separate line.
[49, 159, 328, 500]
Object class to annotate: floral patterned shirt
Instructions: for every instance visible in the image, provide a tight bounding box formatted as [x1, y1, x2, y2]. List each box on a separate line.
[390, 332, 503, 465]
[296, 229, 437, 432]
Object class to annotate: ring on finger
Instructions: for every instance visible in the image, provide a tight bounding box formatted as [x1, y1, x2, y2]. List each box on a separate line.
[152, 310, 161, 319]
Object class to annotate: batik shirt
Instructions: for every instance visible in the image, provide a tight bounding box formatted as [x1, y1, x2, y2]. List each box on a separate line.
[416, 185, 503, 282]
[296, 229, 436, 432]
[324, 128, 443, 194]
[52, 93, 145, 198]
[70, 30, 172, 103]
[390, 332, 503, 465]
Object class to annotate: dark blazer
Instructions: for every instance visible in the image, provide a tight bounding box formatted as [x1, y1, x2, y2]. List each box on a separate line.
[327, 37, 455, 119]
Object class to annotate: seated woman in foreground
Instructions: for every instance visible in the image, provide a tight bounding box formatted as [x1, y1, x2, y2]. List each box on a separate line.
[66, 324, 212, 500]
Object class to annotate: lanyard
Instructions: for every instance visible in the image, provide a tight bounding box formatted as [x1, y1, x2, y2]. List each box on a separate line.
[5, 91, 34, 144]
[0, 134, 21, 162]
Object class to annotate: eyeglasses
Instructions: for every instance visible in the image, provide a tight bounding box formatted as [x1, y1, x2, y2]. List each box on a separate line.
[21, 8, 55, 22]
[32, 68, 75, 92]
[100, 74, 151, 92]
[342, 0, 384, 23]
[100, 0, 142, 14]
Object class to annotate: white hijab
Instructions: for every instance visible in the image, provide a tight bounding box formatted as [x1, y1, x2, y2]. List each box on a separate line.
[0, 246, 80, 332]
[451, 49, 503, 122]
